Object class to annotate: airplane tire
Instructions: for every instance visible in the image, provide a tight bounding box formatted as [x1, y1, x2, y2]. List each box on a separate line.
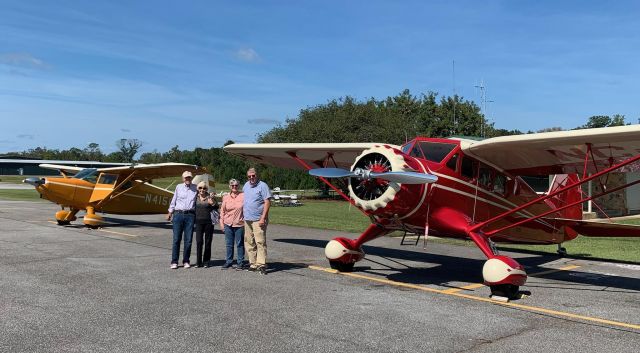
[490, 284, 520, 300]
[57, 220, 70, 226]
[329, 261, 355, 272]
[557, 247, 567, 257]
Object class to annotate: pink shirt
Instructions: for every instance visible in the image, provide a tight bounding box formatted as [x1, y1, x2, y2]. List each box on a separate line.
[220, 192, 244, 227]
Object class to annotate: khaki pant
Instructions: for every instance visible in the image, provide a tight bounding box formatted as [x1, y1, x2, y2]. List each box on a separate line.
[244, 220, 267, 267]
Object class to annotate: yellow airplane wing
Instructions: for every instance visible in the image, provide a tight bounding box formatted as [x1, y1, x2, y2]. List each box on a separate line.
[459, 125, 640, 175]
[39, 163, 85, 176]
[96, 163, 206, 181]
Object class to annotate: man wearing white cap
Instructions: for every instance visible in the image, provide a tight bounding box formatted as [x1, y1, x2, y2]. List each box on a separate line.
[166, 171, 198, 269]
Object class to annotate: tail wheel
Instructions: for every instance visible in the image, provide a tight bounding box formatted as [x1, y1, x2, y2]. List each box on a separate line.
[348, 145, 412, 211]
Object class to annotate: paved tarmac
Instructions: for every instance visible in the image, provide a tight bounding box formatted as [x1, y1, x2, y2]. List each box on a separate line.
[0, 200, 638, 352]
[0, 182, 32, 189]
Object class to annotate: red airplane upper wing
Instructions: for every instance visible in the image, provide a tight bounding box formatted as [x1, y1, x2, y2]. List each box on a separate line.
[223, 143, 384, 169]
[460, 125, 640, 175]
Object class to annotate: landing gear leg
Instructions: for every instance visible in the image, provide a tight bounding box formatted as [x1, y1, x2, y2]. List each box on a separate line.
[469, 231, 528, 300]
[557, 244, 567, 256]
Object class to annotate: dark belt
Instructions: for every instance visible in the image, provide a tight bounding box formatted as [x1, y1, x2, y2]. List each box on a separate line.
[174, 209, 195, 214]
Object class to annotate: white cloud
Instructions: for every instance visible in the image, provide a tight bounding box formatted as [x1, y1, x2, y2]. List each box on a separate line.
[234, 48, 260, 63]
[0, 52, 49, 69]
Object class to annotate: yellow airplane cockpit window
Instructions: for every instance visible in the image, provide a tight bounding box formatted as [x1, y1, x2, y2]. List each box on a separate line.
[97, 174, 118, 185]
[73, 168, 98, 184]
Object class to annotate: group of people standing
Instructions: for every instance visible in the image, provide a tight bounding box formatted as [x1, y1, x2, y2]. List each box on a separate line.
[166, 168, 272, 275]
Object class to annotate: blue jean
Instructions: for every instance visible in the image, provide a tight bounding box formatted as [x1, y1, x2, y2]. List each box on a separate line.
[224, 225, 245, 266]
[171, 212, 195, 264]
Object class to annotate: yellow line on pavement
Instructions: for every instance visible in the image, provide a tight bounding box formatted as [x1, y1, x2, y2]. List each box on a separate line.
[530, 264, 581, 276]
[307, 265, 640, 331]
[442, 283, 485, 294]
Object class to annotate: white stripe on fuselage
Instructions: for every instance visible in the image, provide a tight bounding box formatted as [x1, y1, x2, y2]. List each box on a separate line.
[430, 172, 556, 230]
[45, 181, 145, 199]
[399, 161, 430, 220]
[432, 172, 537, 217]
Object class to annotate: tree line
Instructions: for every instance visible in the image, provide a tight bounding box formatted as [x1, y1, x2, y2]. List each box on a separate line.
[2, 90, 633, 189]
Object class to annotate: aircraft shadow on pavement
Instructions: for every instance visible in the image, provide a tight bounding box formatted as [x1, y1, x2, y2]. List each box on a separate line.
[90, 217, 173, 230]
[276, 238, 640, 293]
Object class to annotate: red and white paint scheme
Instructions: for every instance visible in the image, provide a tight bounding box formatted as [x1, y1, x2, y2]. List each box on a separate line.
[225, 125, 640, 299]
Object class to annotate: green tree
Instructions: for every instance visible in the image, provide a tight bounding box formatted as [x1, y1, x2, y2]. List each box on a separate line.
[84, 143, 104, 161]
[577, 115, 627, 129]
[257, 90, 488, 144]
[116, 138, 143, 162]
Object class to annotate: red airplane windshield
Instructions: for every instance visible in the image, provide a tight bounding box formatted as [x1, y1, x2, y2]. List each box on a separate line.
[411, 142, 457, 163]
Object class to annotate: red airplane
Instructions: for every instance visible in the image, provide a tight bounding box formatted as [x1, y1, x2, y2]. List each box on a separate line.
[225, 125, 640, 299]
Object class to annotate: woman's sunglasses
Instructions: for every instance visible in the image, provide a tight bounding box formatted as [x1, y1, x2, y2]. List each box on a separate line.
[230, 184, 239, 188]
[198, 187, 208, 190]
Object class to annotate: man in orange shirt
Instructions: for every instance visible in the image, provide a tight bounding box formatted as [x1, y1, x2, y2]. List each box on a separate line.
[219, 178, 245, 270]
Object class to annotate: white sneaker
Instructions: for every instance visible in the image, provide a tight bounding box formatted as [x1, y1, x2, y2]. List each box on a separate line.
[170, 263, 178, 269]
[183, 263, 191, 269]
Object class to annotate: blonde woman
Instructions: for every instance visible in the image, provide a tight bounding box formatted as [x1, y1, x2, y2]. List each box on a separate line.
[218, 179, 245, 269]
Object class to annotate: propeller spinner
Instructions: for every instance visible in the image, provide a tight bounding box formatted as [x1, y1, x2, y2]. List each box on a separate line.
[23, 177, 45, 186]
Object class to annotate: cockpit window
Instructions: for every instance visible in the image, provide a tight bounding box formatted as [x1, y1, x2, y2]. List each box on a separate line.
[97, 173, 118, 185]
[478, 165, 492, 187]
[73, 168, 98, 183]
[417, 142, 456, 163]
[461, 157, 475, 179]
[446, 153, 459, 171]
[410, 145, 425, 159]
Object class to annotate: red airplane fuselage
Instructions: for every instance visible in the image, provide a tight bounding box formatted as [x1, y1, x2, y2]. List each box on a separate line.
[354, 137, 581, 245]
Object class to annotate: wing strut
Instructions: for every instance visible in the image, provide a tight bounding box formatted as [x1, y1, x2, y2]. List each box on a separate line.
[93, 172, 139, 208]
[469, 152, 640, 236]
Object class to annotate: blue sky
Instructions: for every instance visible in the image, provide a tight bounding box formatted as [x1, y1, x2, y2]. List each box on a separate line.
[1, 0, 639, 154]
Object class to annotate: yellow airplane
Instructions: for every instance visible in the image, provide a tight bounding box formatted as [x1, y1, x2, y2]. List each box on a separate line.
[23, 163, 206, 227]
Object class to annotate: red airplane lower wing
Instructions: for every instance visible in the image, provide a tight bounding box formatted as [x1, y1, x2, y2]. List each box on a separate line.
[549, 218, 640, 237]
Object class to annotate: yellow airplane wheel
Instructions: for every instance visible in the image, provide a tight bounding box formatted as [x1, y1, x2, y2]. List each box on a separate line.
[55, 210, 77, 225]
[83, 207, 103, 228]
[83, 213, 104, 228]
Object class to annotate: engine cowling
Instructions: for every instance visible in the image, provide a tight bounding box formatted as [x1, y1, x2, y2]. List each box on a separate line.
[348, 145, 429, 215]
